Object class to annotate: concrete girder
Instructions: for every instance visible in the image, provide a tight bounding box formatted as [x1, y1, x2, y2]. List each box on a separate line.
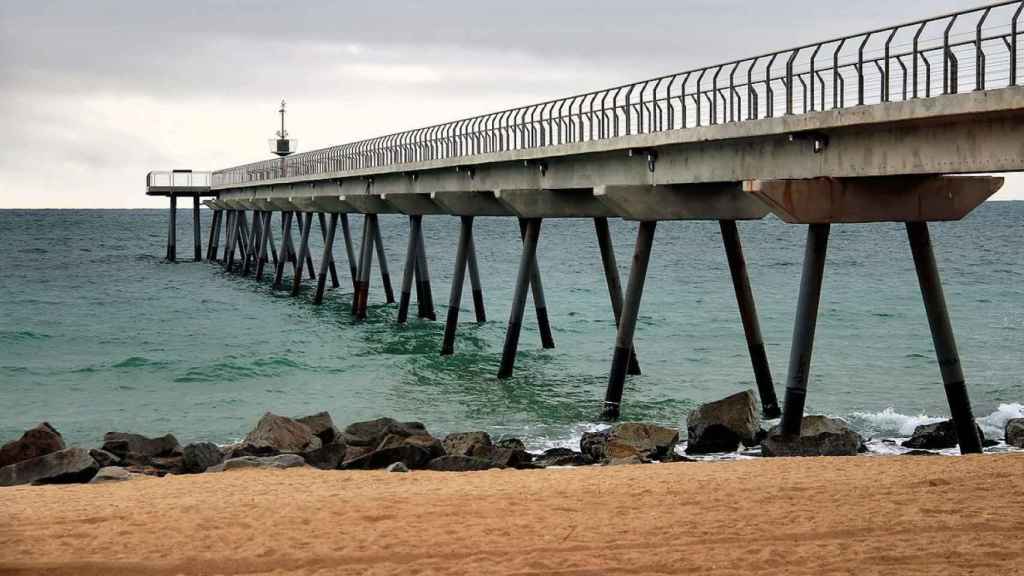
[287, 196, 323, 213]
[380, 192, 448, 215]
[267, 198, 302, 211]
[594, 184, 770, 221]
[495, 188, 615, 218]
[430, 191, 515, 217]
[746, 176, 1004, 223]
[311, 195, 358, 213]
[339, 193, 401, 214]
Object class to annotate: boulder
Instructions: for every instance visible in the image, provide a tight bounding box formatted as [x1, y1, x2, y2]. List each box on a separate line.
[0, 422, 66, 469]
[148, 455, 186, 475]
[90, 466, 133, 483]
[581, 423, 679, 464]
[213, 454, 307, 472]
[492, 446, 536, 469]
[242, 413, 320, 454]
[342, 417, 429, 448]
[386, 462, 410, 473]
[443, 432, 494, 459]
[762, 416, 864, 457]
[301, 442, 348, 470]
[343, 433, 443, 470]
[296, 412, 340, 445]
[1006, 418, 1024, 449]
[496, 438, 526, 452]
[101, 432, 180, 460]
[89, 449, 121, 468]
[427, 455, 501, 472]
[685, 391, 761, 454]
[901, 420, 990, 450]
[0, 447, 99, 486]
[533, 448, 588, 468]
[182, 442, 225, 474]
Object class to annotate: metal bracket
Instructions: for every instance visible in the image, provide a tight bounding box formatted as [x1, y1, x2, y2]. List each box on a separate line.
[628, 148, 658, 173]
[789, 131, 830, 154]
[524, 159, 548, 176]
[455, 166, 476, 179]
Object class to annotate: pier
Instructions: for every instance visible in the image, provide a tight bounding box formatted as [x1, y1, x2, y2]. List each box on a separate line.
[150, 2, 1024, 454]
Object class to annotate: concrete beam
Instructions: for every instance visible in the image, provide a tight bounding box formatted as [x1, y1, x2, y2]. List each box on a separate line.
[339, 193, 400, 214]
[380, 192, 448, 215]
[430, 191, 514, 217]
[595, 183, 769, 221]
[746, 176, 1004, 223]
[495, 188, 614, 218]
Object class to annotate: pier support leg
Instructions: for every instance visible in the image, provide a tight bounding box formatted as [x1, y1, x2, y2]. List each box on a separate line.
[499, 218, 542, 379]
[602, 221, 657, 419]
[235, 211, 251, 272]
[314, 213, 339, 305]
[780, 224, 831, 436]
[340, 214, 359, 291]
[373, 221, 396, 304]
[273, 211, 294, 290]
[519, 219, 554, 349]
[242, 211, 261, 276]
[295, 213, 316, 281]
[166, 195, 177, 262]
[291, 213, 314, 296]
[192, 195, 202, 262]
[224, 211, 239, 272]
[221, 210, 234, 263]
[353, 215, 377, 319]
[206, 210, 221, 262]
[906, 221, 983, 454]
[467, 233, 486, 322]
[397, 216, 421, 324]
[283, 212, 299, 275]
[414, 218, 437, 320]
[318, 213, 340, 289]
[266, 214, 278, 269]
[720, 220, 781, 419]
[594, 217, 641, 376]
[255, 212, 272, 280]
[441, 216, 473, 355]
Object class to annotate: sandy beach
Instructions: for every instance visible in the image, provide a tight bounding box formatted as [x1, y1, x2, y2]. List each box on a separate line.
[2, 453, 1022, 575]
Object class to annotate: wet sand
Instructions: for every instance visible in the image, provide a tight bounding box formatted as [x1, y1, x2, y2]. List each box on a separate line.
[2, 454, 1023, 575]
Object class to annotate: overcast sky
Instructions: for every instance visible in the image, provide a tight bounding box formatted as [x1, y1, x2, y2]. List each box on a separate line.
[1, 0, 1020, 208]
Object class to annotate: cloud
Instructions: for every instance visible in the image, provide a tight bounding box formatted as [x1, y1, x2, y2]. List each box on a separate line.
[1, 0, 1020, 207]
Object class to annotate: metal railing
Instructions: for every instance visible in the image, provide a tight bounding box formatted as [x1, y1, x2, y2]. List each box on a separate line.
[148, 170, 212, 189]
[213, 1, 1024, 187]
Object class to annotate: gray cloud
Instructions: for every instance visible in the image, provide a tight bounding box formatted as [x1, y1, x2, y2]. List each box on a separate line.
[1, 0, 1018, 207]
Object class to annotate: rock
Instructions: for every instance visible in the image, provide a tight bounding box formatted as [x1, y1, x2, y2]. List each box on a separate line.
[386, 462, 409, 473]
[581, 423, 679, 464]
[182, 442, 224, 474]
[533, 447, 588, 468]
[496, 438, 526, 452]
[607, 455, 645, 466]
[903, 449, 941, 456]
[492, 447, 536, 469]
[685, 391, 761, 454]
[0, 422, 66, 469]
[242, 413, 320, 454]
[296, 412, 340, 445]
[0, 447, 99, 487]
[214, 454, 307, 472]
[344, 433, 443, 470]
[90, 466, 133, 483]
[901, 420, 989, 450]
[148, 455, 186, 474]
[1006, 418, 1024, 449]
[301, 442, 348, 470]
[89, 449, 121, 468]
[427, 455, 500, 472]
[443, 432, 494, 459]
[762, 416, 864, 457]
[101, 432, 180, 460]
[342, 417, 429, 448]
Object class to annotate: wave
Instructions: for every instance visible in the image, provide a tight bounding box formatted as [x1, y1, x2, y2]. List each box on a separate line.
[0, 330, 51, 343]
[849, 404, 1023, 440]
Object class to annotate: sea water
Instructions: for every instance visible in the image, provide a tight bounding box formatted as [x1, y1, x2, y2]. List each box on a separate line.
[1, 204, 1022, 452]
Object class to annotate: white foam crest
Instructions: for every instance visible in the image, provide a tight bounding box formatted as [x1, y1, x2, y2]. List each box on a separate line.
[977, 403, 1024, 438]
[848, 407, 943, 437]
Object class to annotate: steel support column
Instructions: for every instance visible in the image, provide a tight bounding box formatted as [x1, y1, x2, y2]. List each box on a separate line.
[373, 221, 396, 303]
[602, 220, 657, 419]
[291, 212, 314, 296]
[414, 219, 436, 320]
[318, 213, 340, 288]
[441, 216, 473, 355]
[720, 219, 781, 418]
[906, 221, 983, 454]
[467, 234, 486, 322]
[498, 218, 542, 379]
[192, 195, 202, 261]
[273, 211, 294, 289]
[519, 219, 554, 349]
[594, 217, 641, 375]
[397, 215, 421, 324]
[255, 211, 272, 280]
[340, 214, 359, 291]
[314, 213, 340, 305]
[780, 224, 830, 436]
[166, 195, 177, 262]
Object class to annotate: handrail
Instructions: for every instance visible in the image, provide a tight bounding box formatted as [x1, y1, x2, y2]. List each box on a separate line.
[213, 1, 1024, 187]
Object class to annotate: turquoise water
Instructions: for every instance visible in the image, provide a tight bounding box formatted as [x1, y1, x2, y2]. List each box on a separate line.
[1, 205, 1022, 449]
